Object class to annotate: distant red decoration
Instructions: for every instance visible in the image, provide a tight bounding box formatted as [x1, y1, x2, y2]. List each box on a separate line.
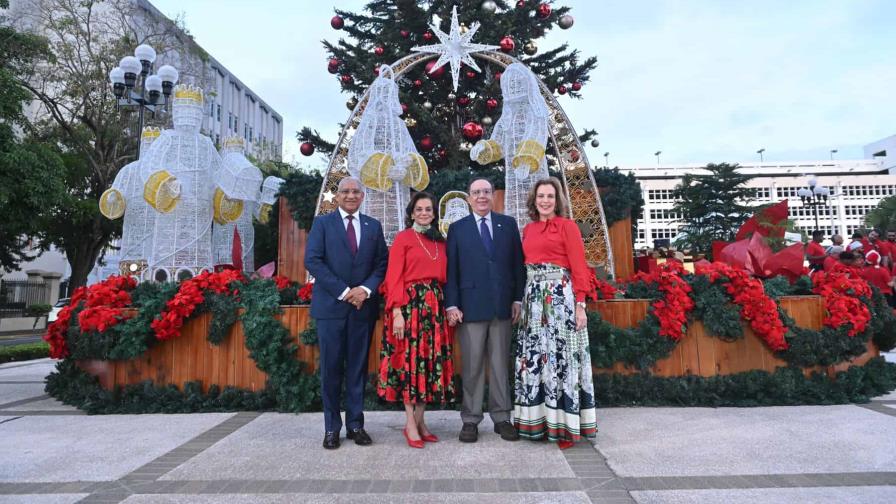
[516, 0, 527, 8]
[420, 135, 434, 151]
[572, 81, 582, 91]
[499, 36, 515, 53]
[465, 70, 477, 79]
[327, 58, 340, 74]
[494, 71, 502, 81]
[486, 98, 499, 110]
[456, 95, 471, 107]
[340, 74, 353, 85]
[425, 60, 446, 79]
[557, 84, 568, 95]
[330, 15, 344, 29]
[423, 31, 434, 42]
[413, 79, 423, 88]
[462, 121, 483, 141]
[300, 142, 315, 156]
[400, 30, 410, 38]
[537, 3, 551, 18]
[438, 148, 448, 160]
[374, 46, 385, 56]
[401, 103, 408, 114]
[373, 66, 380, 76]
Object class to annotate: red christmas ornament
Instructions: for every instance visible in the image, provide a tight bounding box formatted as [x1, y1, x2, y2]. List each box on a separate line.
[486, 98, 499, 111]
[537, 3, 551, 19]
[413, 79, 423, 88]
[557, 84, 567, 95]
[327, 58, 340, 74]
[300, 142, 315, 156]
[425, 60, 446, 79]
[438, 148, 448, 160]
[516, 0, 527, 8]
[466, 70, 477, 79]
[499, 36, 515, 53]
[462, 121, 484, 141]
[341, 74, 354, 85]
[373, 66, 380, 76]
[423, 31, 434, 42]
[572, 81, 582, 91]
[401, 103, 408, 114]
[374, 46, 385, 56]
[457, 95, 471, 107]
[420, 135, 434, 151]
[494, 71, 502, 81]
[400, 30, 410, 39]
[330, 15, 344, 29]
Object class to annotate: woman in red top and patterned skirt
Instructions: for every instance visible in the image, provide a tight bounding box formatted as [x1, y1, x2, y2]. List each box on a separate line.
[377, 191, 455, 448]
[514, 177, 597, 450]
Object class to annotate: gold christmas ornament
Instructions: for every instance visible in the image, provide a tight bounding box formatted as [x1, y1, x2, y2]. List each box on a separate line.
[523, 40, 538, 55]
[402, 153, 430, 191]
[99, 188, 126, 219]
[512, 139, 547, 174]
[346, 97, 358, 110]
[459, 23, 469, 34]
[405, 117, 417, 128]
[359, 153, 395, 191]
[212, 188, 244, 224]
[472, 139, 503, 165]
[143, 170, 180, 213]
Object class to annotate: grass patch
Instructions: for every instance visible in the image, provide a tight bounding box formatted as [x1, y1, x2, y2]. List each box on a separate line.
[0, 342, 50, 364]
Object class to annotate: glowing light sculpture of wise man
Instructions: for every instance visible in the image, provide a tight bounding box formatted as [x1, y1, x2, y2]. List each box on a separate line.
[256, 175, 285, 225]
[98, 126, 161, 276]
[347, 64, 429, 244]
[212, 136, 263, 272]
[141, 84, 221, 282]
[470, 62, 549, 230]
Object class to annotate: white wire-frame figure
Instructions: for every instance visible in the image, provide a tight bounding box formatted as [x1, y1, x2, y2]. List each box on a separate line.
[140, 84, 221, 282]
[470, 62, 549, 230]
[347, 64, 429, 245]
[99, 127, 161, 267]
[256, 176, 285, 225]
[212, 136, 263, 272]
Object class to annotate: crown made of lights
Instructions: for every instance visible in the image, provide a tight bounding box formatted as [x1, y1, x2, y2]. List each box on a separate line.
[223, 136, 245, 149]
[141, 126, 162, 140]
[173, 84, 204, 105]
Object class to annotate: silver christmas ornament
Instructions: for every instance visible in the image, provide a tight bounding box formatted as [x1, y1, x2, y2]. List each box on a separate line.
[558, 14, 575, 29]
[423, 100, 433, 111]
[590, 138, 599, 148]
[523, 41, 538, 55]
[482, 116, 493, 126]
[481, 0, 497, 15]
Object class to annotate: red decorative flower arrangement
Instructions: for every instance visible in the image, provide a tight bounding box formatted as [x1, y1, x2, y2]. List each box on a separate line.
[151, 270, 244, 341]
[698, 262, 788, 351]
[630, 261, 694, 341]
[586, 271, 619, 301]
[811, 270, 872, 336]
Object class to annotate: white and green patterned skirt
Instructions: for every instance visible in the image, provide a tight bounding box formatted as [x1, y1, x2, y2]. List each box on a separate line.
[513, 263, 598, 442]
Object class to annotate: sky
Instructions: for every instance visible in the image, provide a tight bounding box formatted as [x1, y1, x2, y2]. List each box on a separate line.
[150, 0, 896, 170]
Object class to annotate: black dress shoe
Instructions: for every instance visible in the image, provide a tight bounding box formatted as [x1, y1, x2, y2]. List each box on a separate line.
[493, 421, 520, 441]
[346, 428, 372, 445]
[323, 431, 340, 450]
[459, 422, 478, 443]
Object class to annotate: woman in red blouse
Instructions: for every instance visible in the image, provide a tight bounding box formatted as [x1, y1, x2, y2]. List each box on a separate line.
[377, 191, 455, 449]
[514, 177, 597, 450]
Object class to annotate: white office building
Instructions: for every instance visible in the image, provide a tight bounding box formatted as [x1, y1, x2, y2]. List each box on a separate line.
[624, 138, 896, 250]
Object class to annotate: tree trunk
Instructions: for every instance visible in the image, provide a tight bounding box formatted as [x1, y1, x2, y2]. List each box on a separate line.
[65, 215, 112, 290]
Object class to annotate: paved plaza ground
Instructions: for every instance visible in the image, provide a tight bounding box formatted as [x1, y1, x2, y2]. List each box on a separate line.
[1, 357, 895, 504]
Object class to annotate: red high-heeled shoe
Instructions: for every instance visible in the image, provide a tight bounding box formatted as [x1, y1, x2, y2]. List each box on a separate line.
[420, 431, 439, 443]
[403, 428, 425, 449]
[557, 439, 575, 450]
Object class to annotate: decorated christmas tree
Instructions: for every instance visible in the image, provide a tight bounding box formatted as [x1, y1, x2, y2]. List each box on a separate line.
[298, 0, 597, 173]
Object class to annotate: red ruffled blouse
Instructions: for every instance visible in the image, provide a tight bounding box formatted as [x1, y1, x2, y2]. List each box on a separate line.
[522, 217, 591, 302]
[383, 228, 447, 309]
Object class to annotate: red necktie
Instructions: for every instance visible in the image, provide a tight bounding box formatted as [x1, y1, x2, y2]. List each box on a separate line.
[346, 215, 358, 255]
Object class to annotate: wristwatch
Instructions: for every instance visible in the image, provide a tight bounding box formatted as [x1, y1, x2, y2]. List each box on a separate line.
[576, 301, 586, 309]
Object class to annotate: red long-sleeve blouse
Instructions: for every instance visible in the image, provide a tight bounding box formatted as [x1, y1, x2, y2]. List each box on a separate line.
[383, 228, 447, 309]
[522, 217, 591, 302]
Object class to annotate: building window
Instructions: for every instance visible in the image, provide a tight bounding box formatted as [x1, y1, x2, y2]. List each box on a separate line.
[753, 187, 771, 199]
[228, 113, 233, 130]
[217, 104, 221, 121]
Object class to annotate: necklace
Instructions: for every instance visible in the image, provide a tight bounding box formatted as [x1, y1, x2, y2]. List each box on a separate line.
[414, 230, 439, 261]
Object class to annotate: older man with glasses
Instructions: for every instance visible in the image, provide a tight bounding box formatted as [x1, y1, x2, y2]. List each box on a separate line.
[445, 177, 525, 443]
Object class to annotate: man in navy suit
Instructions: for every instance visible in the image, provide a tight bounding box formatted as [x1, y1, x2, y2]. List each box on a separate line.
[305, 177, 388, 450]
[445, 177, 525, 443]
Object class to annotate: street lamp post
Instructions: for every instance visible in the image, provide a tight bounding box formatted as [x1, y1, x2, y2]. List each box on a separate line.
[830, 149, 838, 160]
[654, 150, 662, 165]
[603, 151, 610, 167]
[757, 148, 765, 162]
[108, 44, 179, 155]
[797, 175, 830, 231]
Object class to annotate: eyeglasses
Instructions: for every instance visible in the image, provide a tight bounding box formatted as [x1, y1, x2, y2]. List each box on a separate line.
[338, 189, 363, 195]
[470, 189, 493, 196]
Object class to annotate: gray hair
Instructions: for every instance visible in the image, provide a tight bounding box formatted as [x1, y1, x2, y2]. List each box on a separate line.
[338, 176, 363, 191]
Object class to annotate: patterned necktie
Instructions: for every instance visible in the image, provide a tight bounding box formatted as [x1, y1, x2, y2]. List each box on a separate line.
[480, 217, 494, 256]
[346, 215, 358, 255]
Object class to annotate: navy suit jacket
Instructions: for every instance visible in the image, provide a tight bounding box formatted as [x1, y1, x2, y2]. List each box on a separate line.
[304, 210, 388, 320]
[444, 212, 525, 323]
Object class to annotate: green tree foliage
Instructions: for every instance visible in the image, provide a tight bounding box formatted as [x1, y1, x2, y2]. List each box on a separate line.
[0, 5, 66, 270]
[865, 195, 896, 232]
[299, 0, 597, 172]
[671, 163, 755, 258]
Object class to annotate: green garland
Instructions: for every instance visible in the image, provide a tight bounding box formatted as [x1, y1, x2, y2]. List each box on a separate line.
[278, 169, 324, 230]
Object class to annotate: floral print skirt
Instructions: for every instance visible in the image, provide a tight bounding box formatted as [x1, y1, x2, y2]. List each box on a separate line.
[377, 279, 456, 405]
[514, 263, 598, 442]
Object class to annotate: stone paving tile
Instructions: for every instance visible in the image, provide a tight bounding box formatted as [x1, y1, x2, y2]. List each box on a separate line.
[0, 384, 47, 407]
[119, 493, 593, 503]
[630, 486, 896, 504]
[596, 405, 896, 477]
[0, 496, 90, 504]
[160, 412, 574, 482]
